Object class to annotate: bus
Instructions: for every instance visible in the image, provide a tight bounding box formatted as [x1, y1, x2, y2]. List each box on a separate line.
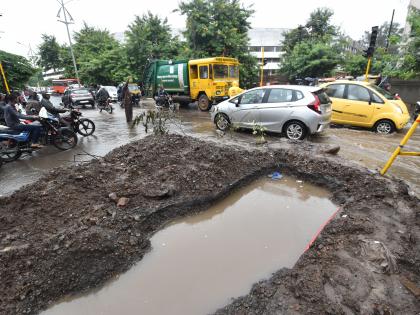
[51, 79, 79, 94]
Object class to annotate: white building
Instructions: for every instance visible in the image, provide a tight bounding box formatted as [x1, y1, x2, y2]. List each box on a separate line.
[247, 28, 289, 78]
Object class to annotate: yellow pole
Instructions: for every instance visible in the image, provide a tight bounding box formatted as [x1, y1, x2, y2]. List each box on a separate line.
[364, 57, 372, 82]
[260, 46, 264, 87]
[380, 115, 420, 175]
[0, 61, 11, 94]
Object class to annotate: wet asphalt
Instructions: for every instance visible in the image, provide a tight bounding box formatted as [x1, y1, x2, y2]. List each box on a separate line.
[0, 96, 419, 196]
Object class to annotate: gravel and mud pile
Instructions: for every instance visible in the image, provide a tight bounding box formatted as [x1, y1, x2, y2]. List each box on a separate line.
[0, 134, 419, 314]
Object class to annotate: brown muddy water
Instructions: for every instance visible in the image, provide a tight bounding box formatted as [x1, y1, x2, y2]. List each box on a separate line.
[42, 176, 336, 315]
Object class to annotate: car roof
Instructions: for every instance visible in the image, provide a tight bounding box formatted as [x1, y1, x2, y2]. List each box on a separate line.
[252, 85, 323, 92]
[324, 80, 371, 86]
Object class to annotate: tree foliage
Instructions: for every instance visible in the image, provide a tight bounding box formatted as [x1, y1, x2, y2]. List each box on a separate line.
[0, 50, 34, 91]
[125, 12, 182, 81]
[37, 34, 62, 71]
[178, 0, 258, 88]
[280, 8, 340, 80]
[69, 23, 130, 85]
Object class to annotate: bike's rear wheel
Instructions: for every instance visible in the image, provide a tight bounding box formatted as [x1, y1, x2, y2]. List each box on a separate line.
[52, 128, 78, 150]
[106, 105, 113, 114]
[0, 139, 22, 162]
[76, 118, 95, 136]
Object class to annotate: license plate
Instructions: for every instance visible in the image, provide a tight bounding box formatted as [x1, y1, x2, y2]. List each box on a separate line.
[79, 100, 88, 104]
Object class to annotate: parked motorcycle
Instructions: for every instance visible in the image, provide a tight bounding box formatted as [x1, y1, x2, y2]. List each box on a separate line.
[60, 105, 95, 136]
[0, 108, 78, 162]
[97, 98, 113, 114]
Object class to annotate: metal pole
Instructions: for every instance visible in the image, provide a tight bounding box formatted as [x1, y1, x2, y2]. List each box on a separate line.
[260, 46, 264, 87]
[59, 0, 80, 87]
[385, 9, 395, 52]
[364, 57, 372, 82]
[381, 114, 420, 175]
[0, 61, 10, 94]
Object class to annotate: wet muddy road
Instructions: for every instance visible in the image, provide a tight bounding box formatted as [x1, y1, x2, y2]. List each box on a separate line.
[1, 97, 419, 196]
[42, 177, 336, 315]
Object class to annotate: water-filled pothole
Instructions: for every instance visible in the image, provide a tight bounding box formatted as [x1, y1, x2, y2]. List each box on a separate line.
[42, 176, 336, 315]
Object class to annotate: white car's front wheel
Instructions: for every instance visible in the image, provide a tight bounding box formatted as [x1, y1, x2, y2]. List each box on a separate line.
[215, 113, 230, 131]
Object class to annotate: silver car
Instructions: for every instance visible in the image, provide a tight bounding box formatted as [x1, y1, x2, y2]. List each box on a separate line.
[210, 85, 332, 140]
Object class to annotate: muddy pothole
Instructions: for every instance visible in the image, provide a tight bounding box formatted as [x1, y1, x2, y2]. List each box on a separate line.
[41, 176, 337, 315]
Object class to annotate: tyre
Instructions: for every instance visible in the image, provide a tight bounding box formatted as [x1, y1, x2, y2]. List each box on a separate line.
[76, 118, 95, 136]
[52, 128, 78, 150]
[215, 113, 230, 131]
[284, 121, 307, 140]
[374, 119, 395, 134]
[106, 105, 113, 114]
[198, 94, 210, 111]
[0, 139, 22, 162]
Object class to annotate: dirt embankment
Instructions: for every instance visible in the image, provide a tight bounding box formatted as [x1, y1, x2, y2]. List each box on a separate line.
[0, 135, 419, 315]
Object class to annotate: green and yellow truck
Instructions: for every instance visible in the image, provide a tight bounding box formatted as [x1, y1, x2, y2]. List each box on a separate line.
[143, 57, 240, 111]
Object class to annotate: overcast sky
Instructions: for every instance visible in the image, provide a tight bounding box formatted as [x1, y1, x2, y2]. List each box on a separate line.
[0, 0, 411, 58]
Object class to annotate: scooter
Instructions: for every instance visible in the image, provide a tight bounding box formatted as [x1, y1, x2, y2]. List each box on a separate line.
[0, 108, 78, 162]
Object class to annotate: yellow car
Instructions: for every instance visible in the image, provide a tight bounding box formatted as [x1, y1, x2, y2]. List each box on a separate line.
[322, 80, 410, 134]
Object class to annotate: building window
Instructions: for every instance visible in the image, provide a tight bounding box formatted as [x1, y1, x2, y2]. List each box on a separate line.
[249, 46, 261, 52]
[263, 46, 275, 52]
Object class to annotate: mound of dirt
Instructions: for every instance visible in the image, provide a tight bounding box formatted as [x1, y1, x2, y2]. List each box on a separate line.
[0, 134, 419, 315]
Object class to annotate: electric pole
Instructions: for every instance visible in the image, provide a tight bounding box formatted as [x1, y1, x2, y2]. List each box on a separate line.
[385, 9, 395, 52]
[57, 0, 80, 86]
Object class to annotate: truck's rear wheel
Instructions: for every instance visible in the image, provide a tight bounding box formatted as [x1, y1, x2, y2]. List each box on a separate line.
[198, 94, 210, 111]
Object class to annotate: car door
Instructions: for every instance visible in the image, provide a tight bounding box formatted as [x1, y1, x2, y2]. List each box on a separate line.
[324, 84, 346, 123]
[230, 89, 266, 128]
[341, 84, 374, 126]
[257, 88, 294, 132]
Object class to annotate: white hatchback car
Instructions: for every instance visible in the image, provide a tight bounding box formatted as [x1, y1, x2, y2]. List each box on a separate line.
[210, 85, 332, 140]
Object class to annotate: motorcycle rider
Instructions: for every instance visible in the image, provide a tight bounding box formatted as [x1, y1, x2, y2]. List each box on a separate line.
[96, 86, 110, 107]
[41, 92, 67, 116]
[156, 85, 169, 106]
[4, 92, 43, 148]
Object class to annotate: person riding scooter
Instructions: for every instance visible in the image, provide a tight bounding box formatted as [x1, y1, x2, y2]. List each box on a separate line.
[4, 92, 43, 148]
[96, 86, 110, 108]
[155, 85, 169, 107]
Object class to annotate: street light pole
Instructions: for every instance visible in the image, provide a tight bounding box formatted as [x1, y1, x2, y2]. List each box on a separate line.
[57, 0, 80, 87]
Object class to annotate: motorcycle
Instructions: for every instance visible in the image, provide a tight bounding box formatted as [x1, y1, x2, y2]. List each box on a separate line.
[59, 105, 95, 137]
[97, 98, 113, 114]
[0, 108, 78, 162]
[155, 94, 175, 111]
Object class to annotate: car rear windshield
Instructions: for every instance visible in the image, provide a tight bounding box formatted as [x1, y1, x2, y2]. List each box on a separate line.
[73, 89, 90, 94]
[314, 89, 331, 104]
[369, 84, 394, 100]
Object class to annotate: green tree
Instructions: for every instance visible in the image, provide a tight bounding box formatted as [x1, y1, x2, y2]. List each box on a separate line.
[125, 12, 182, 81]
[37, 34, 62, 71]
[67, 23, 129, 85]
[0, 50, 34, 91]
[280, 8, 340, 80]
[396, 8, 420, 78]
[178, 0, 258, 88]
